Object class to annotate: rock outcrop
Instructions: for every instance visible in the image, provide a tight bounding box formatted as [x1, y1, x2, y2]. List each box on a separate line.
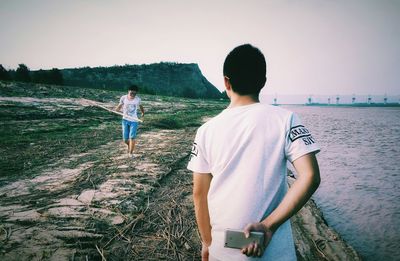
[61, 63, 221, 99]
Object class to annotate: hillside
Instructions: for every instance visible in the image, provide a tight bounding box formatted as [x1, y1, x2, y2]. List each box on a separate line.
[61, 62, 222, 99]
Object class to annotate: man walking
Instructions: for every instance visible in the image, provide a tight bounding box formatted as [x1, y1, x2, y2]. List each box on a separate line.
[115, 85, 144, 158]
[188, 44, 321, 260]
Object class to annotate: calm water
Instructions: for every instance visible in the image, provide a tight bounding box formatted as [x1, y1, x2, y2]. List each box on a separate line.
[284, 106, 400, 261]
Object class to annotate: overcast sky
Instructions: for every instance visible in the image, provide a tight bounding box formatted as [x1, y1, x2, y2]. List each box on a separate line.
[1, 0, 399, 97]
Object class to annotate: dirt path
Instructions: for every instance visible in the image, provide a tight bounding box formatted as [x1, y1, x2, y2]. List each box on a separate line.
[0, 126, 197, 260]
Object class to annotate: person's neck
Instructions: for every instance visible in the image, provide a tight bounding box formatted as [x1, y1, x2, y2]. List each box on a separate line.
[228, 93, 259, 109]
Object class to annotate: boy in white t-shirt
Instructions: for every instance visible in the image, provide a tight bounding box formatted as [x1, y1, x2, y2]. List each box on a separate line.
[188, 44, 320, 260]
[115, 85, 145, 158]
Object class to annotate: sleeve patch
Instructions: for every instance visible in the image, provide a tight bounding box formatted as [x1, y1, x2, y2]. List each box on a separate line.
[289, 125, 313, 143]
[189, 142, 198, 161]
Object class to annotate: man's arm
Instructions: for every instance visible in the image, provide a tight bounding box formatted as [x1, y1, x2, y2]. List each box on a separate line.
[242, 152, 320, 257]
[115, 103, 123, 112]
[139, 105, 145, 117]
[193, 172, 212, 260]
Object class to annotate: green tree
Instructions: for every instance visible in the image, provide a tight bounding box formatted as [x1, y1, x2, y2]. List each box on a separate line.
[49, 68, 63, 85]
[32, 68, 63, 85]
[32, 69, 47, 83]
[15, 64, 31, 82]
[0, 64, 12, 81]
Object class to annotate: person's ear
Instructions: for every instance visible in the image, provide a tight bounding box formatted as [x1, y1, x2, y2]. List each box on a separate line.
[224, 76, 233, 98]
[224, 76, 232, 91]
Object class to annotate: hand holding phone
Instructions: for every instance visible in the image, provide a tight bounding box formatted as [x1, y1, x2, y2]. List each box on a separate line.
[224, 229, 264, 249]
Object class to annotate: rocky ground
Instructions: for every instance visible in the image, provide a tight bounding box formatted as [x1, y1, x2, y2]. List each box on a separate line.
[0, 88, 361, 260]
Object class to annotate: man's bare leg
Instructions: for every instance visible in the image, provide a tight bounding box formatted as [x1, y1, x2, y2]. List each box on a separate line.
[124, 140, 129, 153]
[129, 139, 136, 155]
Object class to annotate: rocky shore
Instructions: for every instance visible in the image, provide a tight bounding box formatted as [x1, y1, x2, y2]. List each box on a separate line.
[289, 178, 362, 260]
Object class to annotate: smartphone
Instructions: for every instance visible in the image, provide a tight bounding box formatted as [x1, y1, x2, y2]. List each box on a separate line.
[224, 229, 264, 249]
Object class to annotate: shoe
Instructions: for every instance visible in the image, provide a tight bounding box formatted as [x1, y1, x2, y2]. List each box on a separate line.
[128, 153, 134, 159]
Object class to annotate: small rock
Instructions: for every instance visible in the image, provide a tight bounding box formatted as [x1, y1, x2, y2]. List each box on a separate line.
[111, 215, 125, 225]
[77, 190, 95, 204]
[184, 242, 191, 250]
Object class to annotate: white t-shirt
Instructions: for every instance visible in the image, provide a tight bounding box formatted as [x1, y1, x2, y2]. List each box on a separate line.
[119, 95, 141, 121]
[187, 103, 320, 261]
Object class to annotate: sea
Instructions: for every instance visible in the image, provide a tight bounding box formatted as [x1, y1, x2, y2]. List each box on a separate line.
[283, 105, 400, 261]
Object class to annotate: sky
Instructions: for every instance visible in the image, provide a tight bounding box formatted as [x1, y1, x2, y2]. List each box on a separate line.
[0, 0, 399, 98]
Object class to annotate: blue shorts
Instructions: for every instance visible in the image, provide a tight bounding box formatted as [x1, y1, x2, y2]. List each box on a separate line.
[122, 119, 139, 141]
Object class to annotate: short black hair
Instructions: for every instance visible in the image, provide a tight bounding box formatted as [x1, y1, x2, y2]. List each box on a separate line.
[128, 85, 139, 91]
[223, 44, 266, 95]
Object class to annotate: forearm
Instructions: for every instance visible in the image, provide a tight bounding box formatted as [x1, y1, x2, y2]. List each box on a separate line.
[194, 195, 212, 246]
[115, 104, 122, 112]
[262, 174, 319, 232]
[139, 105, 145, 115]
[193, 173, 212, 246]
[262, 154, 320, 232]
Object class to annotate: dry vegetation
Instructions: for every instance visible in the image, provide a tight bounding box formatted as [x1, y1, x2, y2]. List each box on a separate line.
[0, 81, 360, 260]
[0, 81, 225, 260]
